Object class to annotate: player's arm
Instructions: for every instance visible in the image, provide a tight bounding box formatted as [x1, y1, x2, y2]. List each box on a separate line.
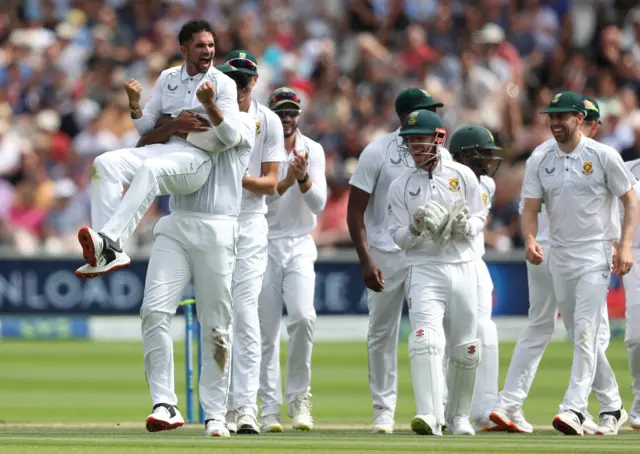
[388, 177, 421, 250]
[243, 162, 279, 195]
[462, 169, 487, 237]
[136, 113, 210, 148]
[521, 154, 544, 264]
[243, 117, 285, 195]
[299, 144, 327, 214]
[129, 73, 167, 137]
[206, 78, 241, 147]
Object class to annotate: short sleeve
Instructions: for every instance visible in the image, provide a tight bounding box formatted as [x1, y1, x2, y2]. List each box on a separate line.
[603, 148, 636, 198]
[349, 142, 385, 194]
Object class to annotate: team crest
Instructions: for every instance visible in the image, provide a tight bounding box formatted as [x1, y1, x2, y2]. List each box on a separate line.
[407, 112, 418, 125]
[487, 130, 494, 142]
[448, 178, 460, 192]
[256, 121, 261, 135]
[239, 52, 247, 59]
[582, 162, 593, 176]
[583, 99, 597, 112]
[482, 193, 488, 206]
[552, 93, 562, 103]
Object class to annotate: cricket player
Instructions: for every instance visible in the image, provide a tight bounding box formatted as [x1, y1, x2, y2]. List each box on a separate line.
[258, 87, 327, 432]
[76, 19, 240, 279]
[620, 156, 640, 429]
[221, 50, 286, 435]
[521, 91, 637, 436]
[347, 88, 451, 434]
[387, 109, 486, 436]
[491, 95, 625, 435]
[140, 72, 255, 437]
[448, 125, 503, 431]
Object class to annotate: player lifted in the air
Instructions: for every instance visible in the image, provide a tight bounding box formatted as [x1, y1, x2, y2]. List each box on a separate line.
[448, 125, 503, 431]
[387, 109, 486, 436]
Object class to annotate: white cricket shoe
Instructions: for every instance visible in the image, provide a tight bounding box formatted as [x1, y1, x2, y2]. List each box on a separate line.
[372, 407, 394, 434]
[204, 419, 230, 438]
[552, 410, 584, 435]
[77, 226, 104, 266]
[145, 404, 184, 432]
[582, 411, 598, 435]
[629, 413, 640, 429]
[510, 410, 533, 433]
[76, 226, 130, 279]
[411, 414, 442, 436]
[225, 410, 238, 434]
[596, 409, 628, 435]
[236, 413, 260, 434]
[289, 395, 313, 431]
[449, 415, 475, 435]
[261, 415, 283, 433]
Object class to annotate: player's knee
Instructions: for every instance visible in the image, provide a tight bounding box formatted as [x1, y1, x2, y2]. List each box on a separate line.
[573, 323, 597, 348]
[139, 158, 163, 177]
[93, 151, 120, 178]
[450, 339, 482, 368]
[408, 326, 445, 357]
[140, 308, 171, 334]
[288, 313, 316, 332]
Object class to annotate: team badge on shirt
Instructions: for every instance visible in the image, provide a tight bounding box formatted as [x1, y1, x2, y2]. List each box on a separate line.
[582, 162, 593, 176]
[482, 193, 488, 206]
[256, 121, 261, 135]
[448, 178, 460, 192]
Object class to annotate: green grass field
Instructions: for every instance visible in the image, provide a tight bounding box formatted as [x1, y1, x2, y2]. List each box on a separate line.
[1, 338, 638, 453]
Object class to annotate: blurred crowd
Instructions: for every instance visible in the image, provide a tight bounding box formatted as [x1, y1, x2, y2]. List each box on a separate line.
[0, 0, 639, 256]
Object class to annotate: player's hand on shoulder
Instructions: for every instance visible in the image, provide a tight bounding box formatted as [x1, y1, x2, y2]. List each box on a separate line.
[124, 78, 142, 107]
[196, 80, 216, 106]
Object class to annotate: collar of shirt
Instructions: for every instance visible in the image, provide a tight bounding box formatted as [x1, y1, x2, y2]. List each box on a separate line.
[554, 133, 586, 159]
[248, 97, 258, 120]
[180, 64, 209, 82]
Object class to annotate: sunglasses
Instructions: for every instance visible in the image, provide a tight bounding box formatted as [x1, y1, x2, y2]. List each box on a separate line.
[226, 58, 257, 71]
[274, 110, 300, 119]
[270, 91, 301, 105]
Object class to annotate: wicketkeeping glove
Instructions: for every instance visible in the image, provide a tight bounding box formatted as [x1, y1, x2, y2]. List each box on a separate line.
[422, 201, 450, 238]
[437, 199, 469, 247]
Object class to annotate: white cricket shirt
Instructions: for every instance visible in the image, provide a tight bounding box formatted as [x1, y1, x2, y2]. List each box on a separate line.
[349, 129, 452, 253]
[387, 159, 486, 265]
[169, 111, 256, 217]
[266, 131, 327, 240]
[623, 158, 640, 248]
[519, 139, 554, 244]
[240, 98, 287, 215]
[522, 135, 635, 255]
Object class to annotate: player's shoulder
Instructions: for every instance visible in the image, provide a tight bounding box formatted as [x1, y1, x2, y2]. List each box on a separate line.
[625, 157, 640, 173]
[389, 166, 415, 190]
[443, 160, 477, 182]
[531, 138, 556, 158]
[300, 132, 324, 154]
[257, 102, 280, 123]
[439, 146, 452, 161]
[480, 175, 496, 196]
[363, 131, 397, 153]
[583, 137, 619, 159]
[157, 66, 182, 83]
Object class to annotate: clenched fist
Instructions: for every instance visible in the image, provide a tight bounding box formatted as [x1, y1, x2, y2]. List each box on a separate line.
[196, 81, 216, 106]
[124, 78, 142, 108]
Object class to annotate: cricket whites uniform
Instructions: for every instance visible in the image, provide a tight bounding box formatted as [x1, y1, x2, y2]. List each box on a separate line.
[140, 111, 255, 435]
[621, 159, 640, 425]
[387, 158, 485, 435]
[521, 135, 632, 427]
[227, 98, 286, 422]
[494, 139, 619, 432]
[349, 129, 452, 427]
[258, 131, 327, 429]
[90, 64, 239, 250]
[471, 174, 499, 424]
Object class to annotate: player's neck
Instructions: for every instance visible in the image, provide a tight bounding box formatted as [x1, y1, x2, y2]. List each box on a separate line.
[239, 98, 251, 113]
[557, 132, 582, 153]
[285, 132, 297, 152]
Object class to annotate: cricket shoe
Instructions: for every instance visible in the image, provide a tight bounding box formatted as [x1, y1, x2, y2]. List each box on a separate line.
[552, 410, 584, 435]
[582, 411, 599, 435]
[474, 418, 504, 432]
[448, 415, 475, 435]
[411, 414, 442, 436]
[289, 395, 313, 431]
[225, 409, 238, 434]
[204, 419, 230, 438]
[76, 227, 130, 279]
[145, 403, 184, 432]
[236, 413, 260, 434]
[261, 415, 283, 433]
[372, 407, 394, 434]
[489, 408, 533, 433]
[596, 408, 628, 435]
[629, 413, 640, 430]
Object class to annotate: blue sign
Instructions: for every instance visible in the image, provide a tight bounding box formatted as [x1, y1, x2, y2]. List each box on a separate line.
[0, 316, 89, 339]
[0, 258, 532, 316]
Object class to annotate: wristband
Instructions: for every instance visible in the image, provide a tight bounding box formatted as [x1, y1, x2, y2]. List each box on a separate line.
[297, 173, 309, 184]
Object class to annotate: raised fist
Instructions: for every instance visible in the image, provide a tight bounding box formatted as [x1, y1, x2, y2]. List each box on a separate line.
[196, 81, 216, 105]
[124, 78, 142, 108]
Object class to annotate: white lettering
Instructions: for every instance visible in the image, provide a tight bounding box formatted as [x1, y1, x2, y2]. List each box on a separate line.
[82, 278, 111, 308]
[45, 270, 81, 309]
[0, 271, 22, 308]
[110, 271, 143, 310]
[25, 270, 46, 310]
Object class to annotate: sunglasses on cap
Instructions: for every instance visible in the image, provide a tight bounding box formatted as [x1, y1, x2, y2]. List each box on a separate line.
[270, 91, 301, 105]
[274, 109, 300, 119]
[226, 58, 257, 71]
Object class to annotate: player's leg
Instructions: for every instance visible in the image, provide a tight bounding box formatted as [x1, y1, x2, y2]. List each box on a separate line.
[228, 215, 268, 434]
[366, 248, 407, 433]
[140, 225, 192, 432]
[282, 236, 317, 431]
[258, 243, 285, 432]
[444, 262, 480, 436]
[491, 251, 555, 433]
[624, 248, 640, 428]
[189, 217, 238, 438]
[472, 259, 498, 430]
[77, 144, 212, 278]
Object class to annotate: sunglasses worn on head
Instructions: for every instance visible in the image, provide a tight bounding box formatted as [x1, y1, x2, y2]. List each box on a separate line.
[226, 58, 257, 71]
[270, 91, 301, 105]
[275, 109, 300, 119]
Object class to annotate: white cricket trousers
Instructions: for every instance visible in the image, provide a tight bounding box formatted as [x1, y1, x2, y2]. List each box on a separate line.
[227, 213, 268, 418]
[471, 258, 499, 421]
[91, 140, 212, 246]
[140, 212, 238, 422]
[549, 244, 621, 415]
[366, 248, 407, 415]
[498, 244, 615, 413]
[258, 234, 317, 417]
[622, 247, 640, 404]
